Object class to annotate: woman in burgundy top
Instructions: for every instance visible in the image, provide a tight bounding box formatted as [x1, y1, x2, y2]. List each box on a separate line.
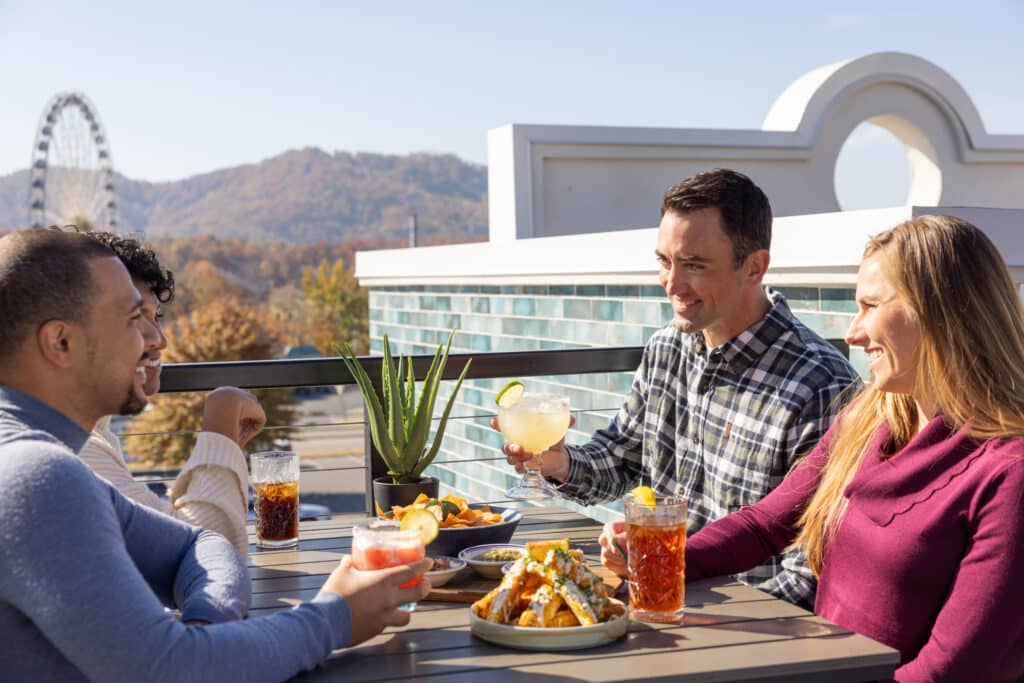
[602, 215, 1024, 682]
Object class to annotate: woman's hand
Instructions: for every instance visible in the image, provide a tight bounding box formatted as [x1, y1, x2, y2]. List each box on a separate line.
[598, 519, 628, 578]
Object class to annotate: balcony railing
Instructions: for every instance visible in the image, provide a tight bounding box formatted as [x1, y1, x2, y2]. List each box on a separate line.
[145, 338, 848, 517]
[157, 347, 644, 514]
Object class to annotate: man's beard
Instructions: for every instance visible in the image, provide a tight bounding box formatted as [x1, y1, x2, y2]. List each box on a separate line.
[84, 338, 149, 417]
[118, 384, 148, 416]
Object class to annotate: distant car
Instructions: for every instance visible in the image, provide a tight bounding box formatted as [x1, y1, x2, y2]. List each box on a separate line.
[293, 385, 335, 398]
[247, 486, 331, 522]
[137, 475, 332, 522]
[136, 470, 177, 498]
[143, 481, 168, 498]
[283, 344, 322, 359]
[298, 503, 332, 521]
[247, 502, 331, 523]
[283, 345, 335, 397]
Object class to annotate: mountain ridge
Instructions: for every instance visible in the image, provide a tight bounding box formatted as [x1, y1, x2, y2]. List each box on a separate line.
[0, 147, 488, 244]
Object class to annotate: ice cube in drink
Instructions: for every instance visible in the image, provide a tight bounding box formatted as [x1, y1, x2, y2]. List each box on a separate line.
[254, 480, 299, 544]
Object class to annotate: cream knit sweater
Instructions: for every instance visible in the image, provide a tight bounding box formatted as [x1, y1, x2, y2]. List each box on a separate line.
[79, 416, 250, 556]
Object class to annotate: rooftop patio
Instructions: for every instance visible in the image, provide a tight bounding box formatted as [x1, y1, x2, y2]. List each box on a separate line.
[111, 52, 1023, 681]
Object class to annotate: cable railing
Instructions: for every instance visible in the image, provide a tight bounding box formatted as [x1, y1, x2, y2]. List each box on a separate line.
[131, 337, 850, 518]
[146, 347, 644, 515]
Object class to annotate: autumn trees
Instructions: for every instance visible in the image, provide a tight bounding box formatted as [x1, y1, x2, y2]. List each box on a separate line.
[127, 299, 298, 466]
[300, 259, 368, 355]
[148, 236, 369, 354]
[125, 237, 369, 467]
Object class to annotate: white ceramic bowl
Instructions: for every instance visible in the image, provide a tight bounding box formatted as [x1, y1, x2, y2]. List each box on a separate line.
[425, 555, 465, 587]
[458, 543, 527, 579]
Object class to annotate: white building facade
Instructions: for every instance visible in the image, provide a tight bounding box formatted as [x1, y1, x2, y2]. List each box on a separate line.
[356, 52, 1024, 516]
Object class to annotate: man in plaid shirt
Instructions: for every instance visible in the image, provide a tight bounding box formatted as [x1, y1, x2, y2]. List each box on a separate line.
[502, 169, 858, 608]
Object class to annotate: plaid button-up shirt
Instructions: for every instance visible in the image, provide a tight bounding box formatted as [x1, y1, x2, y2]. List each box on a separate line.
[559, 290, 859, 607]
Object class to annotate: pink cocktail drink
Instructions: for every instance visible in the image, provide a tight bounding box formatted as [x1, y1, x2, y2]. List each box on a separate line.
[351, 522, 425, 609]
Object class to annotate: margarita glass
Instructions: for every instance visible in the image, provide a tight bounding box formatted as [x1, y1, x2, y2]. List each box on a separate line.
[351, 521, 426, 611]
[499, 393, 570, 499]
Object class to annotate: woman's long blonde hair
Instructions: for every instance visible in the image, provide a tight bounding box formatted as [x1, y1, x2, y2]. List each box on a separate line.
[794, 215, 1024, 573]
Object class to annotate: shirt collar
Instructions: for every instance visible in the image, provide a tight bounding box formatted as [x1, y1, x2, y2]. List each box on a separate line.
[0, 385, 91, 452]
[690, 288, 797, 373]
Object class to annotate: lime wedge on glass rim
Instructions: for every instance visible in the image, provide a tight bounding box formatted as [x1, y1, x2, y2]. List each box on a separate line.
[630, 485, 657, 512]
[400, 508, 440, 545]
[495, 380, 525, 408]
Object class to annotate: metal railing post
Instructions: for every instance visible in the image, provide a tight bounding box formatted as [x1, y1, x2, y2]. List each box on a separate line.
[363, 377, 388, 515]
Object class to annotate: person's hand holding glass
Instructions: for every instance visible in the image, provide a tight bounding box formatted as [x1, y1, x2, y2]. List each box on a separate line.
[322, 552, 432, 647]
[495, 391, 571, 499]
[351, 521, 426, 611]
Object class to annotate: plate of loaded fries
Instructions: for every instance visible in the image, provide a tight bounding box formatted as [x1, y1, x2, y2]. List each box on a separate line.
[469, 538, 628, 651]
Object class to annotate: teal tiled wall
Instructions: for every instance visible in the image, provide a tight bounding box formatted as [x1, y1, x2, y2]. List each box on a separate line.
[367, 283, 862, 523]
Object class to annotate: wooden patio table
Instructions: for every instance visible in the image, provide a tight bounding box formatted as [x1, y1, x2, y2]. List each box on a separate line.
[248, 507, 898, 682]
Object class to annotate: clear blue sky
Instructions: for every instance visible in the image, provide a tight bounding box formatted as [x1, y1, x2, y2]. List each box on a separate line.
[2, 0, 1021, 210]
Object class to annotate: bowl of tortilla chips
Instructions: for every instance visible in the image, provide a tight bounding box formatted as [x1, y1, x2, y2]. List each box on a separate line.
[377, 493, 522, 557]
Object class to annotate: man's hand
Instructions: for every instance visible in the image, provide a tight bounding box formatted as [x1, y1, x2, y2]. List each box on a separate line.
[323, 556, 432, 647]
[491, 416, 575, 483]
[202, 387, 267, 448]
[598, 519, 628, 578]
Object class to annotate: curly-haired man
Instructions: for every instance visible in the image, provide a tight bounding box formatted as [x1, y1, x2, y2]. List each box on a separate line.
[77, 230, 265, 556]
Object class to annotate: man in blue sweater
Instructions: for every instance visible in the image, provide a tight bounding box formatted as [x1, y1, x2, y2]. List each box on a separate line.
[0, 229, 430, 682]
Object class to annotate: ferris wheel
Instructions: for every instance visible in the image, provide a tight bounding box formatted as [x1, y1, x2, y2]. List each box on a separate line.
[28, 92, 118, 231]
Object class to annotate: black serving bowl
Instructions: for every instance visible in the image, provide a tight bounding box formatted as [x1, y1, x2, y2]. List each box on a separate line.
[424, 504, 522, 557]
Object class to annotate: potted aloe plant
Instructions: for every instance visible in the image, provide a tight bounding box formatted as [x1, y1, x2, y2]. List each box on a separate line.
[338, 330, 471, 510]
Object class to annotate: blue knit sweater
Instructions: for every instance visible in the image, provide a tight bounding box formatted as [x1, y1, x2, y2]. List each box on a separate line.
[0, 386, 350, 682]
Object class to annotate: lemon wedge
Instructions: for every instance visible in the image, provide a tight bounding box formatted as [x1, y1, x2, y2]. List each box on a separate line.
[630, 485, 656, 511]
[495, 380, 525, 408]
[400, 508, 440, 545]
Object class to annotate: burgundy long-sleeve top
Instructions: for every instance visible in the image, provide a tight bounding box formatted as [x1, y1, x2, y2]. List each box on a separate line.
[685, 415, 1024, 682]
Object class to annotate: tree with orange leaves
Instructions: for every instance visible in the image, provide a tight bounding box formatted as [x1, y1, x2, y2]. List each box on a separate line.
[125, 298, 296, 466]
[300, 259, 368, 355]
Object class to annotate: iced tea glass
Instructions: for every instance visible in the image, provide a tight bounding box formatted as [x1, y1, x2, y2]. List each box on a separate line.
[625, 494, 687, 623]
[251, 450, 300, 549]
[351, 521, 426, 611]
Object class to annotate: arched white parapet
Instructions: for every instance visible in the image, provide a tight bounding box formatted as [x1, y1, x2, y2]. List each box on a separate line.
[762, 52, 993, 149]
[488, 52, 1024, 242]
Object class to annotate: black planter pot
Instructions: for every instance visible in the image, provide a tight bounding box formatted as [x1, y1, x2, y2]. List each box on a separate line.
[372, 476, 439, 511]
